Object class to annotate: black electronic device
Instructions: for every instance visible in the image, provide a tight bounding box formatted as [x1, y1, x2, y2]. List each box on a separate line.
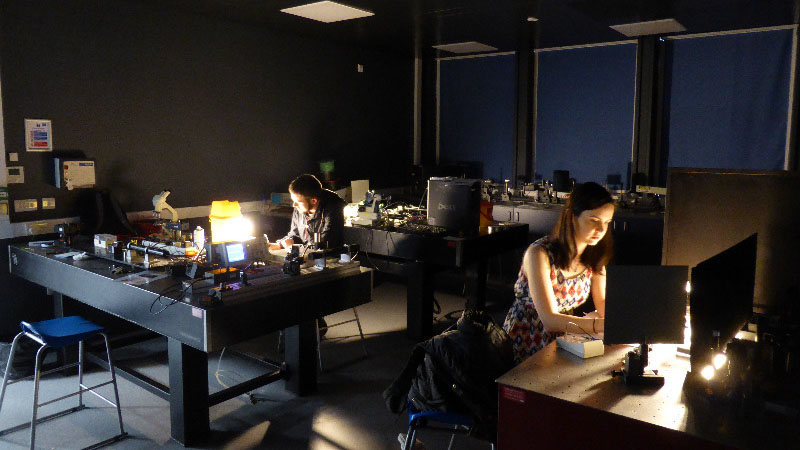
[605, 265, 689, 386]
[426, 177, 481, 235]
[54, 223, 79, 245]
[282, 244, 303, 275]
[553, 170, 571, 192]
[688, 234, 757, 373]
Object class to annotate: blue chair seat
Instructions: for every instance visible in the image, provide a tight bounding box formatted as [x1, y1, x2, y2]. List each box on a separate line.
[21, 316, 105, 348]
[408, 403, 473, 427]
[403, 401, 494, 450]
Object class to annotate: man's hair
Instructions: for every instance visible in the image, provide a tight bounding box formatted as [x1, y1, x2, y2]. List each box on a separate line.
[288, 174, 324, 198]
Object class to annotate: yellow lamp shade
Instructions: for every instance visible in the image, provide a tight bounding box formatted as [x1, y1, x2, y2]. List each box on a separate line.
[209, 201, 252, 243]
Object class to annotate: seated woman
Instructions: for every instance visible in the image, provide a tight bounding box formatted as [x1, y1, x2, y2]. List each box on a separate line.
[503, 182, 615, 364]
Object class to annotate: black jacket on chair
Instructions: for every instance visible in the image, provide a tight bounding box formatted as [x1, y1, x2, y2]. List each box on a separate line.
[383, 310, 514, 442]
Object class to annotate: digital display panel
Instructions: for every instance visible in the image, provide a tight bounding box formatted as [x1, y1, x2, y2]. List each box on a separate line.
[225, 243, 247, 264]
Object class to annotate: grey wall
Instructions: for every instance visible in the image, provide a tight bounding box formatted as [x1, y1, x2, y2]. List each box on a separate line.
[0, 0, 413, 221]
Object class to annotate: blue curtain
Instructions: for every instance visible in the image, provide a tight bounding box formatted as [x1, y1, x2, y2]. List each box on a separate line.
[439, 54, 516, 182]
[664, 29, 793, 171]
[535, 44, 637, 188]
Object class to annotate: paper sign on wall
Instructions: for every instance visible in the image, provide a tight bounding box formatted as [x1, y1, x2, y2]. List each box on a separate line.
[25, 119, 52, 152]
[6, 166, 24, 184]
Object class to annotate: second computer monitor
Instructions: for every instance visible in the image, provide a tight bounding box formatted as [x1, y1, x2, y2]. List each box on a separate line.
[603, 265, 689, 346]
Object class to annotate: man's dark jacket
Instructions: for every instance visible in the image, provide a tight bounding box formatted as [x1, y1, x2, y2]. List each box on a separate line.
[383, 310, 514, 442]
[283, 189, 346, 249]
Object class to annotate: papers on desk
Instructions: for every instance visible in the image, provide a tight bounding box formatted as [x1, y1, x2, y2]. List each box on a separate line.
[556, 335, 604, 358]
[114, 271, 170, 286]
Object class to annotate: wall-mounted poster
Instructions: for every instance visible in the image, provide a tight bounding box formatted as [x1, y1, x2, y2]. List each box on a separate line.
[25, 119, 52, 152]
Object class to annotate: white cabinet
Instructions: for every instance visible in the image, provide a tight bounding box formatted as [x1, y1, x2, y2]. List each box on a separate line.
[492, 204, 515, 222]
[491, 203, 562, 238]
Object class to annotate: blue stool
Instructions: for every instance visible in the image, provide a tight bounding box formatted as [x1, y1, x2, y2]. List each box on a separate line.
[0, 316, 127, 449]
[402, 402, 495, 450]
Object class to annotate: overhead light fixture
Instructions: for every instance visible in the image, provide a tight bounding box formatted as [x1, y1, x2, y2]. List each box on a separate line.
[432, 41, 498, 54]
[610, 18, 686, 37]
[280, 1, 374, 23]
[527, 17, 538, 22]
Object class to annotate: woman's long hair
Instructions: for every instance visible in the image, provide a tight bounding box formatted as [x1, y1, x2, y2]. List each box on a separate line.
[548, 182, 614, 272]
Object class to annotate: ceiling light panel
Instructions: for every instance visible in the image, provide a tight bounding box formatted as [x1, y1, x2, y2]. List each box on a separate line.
[280, 1, 374, 23]
[610, 18, 686, 37]
[432, 41, 498, 54]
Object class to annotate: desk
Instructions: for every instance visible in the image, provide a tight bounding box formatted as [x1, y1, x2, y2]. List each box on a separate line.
[8, 243, 372, 446]
[496, 343, 796, 450]
[343, 223, 527, 340]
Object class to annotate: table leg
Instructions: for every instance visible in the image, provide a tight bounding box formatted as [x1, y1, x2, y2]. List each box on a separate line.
[50, 291, 67, 367]
[168, 338, 209, 446]
[407, 262, 434, 341]
[284, 320, 317, 395]
[464, 259, 488, 310]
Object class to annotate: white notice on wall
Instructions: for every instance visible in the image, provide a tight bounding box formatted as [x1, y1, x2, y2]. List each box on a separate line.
[25, 119, 52, 152]
[6, 166, 24, 184]
[63, 160, 95, 190]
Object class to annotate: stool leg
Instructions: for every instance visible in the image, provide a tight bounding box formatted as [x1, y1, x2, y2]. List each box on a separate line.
[316, 320, 324, 373]
[352, 308, 368, 356]
[0, 332, 24, 417]
[30, 344, 48, 450]
[102, 333, 125, 435]
[447, 425, 457, 450]
[78, 339, 85, 408]
[404, 426, 417, 450]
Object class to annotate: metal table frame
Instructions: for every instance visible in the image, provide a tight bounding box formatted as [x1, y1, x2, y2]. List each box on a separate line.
[343, 223, 527, 340]
[9, 243, 372, 446]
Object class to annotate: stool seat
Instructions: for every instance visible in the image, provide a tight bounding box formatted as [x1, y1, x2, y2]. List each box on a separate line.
[21, 316, 105, 348]
[1, 316, 127, 449]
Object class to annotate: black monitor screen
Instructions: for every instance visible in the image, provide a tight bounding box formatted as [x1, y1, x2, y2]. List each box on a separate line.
[689, 234, 757, 370]
[604, 265, 689, 345]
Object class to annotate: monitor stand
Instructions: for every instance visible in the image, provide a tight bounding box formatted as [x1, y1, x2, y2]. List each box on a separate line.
[617, 343, 665, 387]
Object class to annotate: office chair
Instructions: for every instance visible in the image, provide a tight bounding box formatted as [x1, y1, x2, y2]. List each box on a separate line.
[402, 402, 495, 450]
[276, 308, 368, 372]
[316, 307, 368, 372]
[0, 316, 128, 449]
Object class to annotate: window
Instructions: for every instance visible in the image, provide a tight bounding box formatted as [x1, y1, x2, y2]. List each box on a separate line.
[535, 43, 637, 188]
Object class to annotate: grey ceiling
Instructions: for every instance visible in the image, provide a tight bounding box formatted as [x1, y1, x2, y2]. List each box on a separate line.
[133, 0, 799, 55]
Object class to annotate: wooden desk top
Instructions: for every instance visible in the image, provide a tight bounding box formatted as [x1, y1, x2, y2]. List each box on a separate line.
[497, 343, 691, 430]
[496, 342, 798, 450]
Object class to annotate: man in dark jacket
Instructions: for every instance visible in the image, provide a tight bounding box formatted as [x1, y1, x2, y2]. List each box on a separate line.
[270, 173, 346, 251]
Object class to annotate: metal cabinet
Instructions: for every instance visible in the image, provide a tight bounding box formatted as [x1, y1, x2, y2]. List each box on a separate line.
[491, 202, 664, 265]
[492, 203, 561, 239]
[492, 204, 515, 222]
[515, 206, 561, 237]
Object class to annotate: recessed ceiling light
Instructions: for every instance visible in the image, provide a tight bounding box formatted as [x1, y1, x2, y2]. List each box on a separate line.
[280, 1, 374, 23]
[610, 18, 686, 37]
[527, 17, 538, 22]
[432, 41, 498, 54]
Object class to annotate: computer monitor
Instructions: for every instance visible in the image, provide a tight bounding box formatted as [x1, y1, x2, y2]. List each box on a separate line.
[426, 177, 481, 234]
[688, 234, 757, 373]
[208, 241, 250, 268]
[604, 265, 689, 386]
